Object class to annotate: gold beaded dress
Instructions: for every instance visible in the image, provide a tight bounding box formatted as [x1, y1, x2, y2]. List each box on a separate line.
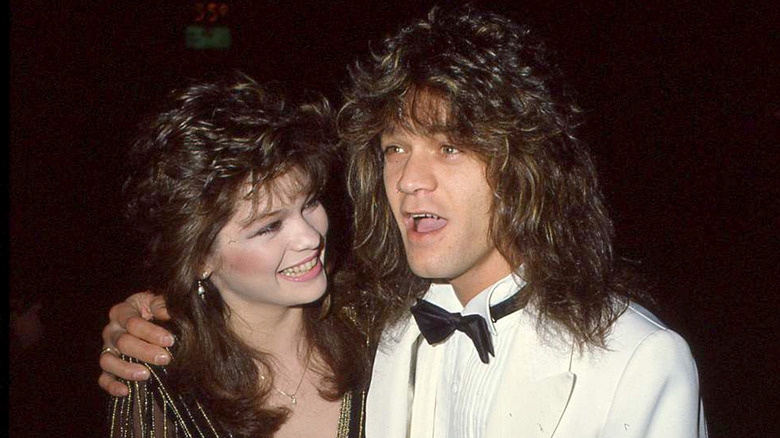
[107, 353, 366, 438]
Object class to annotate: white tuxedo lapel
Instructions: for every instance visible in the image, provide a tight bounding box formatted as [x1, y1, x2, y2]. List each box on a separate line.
[486, 371, 576, 437]
[486, 311, 576, 438]
[366, 317, 423, 438]
[408, 338, 444, 438]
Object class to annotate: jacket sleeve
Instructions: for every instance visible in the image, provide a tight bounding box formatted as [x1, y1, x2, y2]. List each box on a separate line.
[106, 352, 228, 437]
[600, 329, 708, 438]
[107, 363, 174, 438]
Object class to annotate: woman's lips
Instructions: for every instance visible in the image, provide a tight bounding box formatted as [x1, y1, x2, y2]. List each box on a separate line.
[278, 254, 323, 282]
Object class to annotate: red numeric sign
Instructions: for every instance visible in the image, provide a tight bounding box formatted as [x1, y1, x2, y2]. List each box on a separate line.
[194, 2, 229, 24]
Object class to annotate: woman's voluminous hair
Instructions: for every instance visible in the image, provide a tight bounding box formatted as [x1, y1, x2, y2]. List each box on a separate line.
[125, 74, 367, 436]
[339, 7, 640, 349]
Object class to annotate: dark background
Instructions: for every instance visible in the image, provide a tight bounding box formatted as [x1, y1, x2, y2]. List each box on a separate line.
[9, 0, 778, 436]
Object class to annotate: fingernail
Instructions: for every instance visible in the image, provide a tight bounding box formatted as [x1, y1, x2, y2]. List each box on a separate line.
[162, 335, 175, 346]
[154, 353, 170, 365]
[132, 369, 149, 379]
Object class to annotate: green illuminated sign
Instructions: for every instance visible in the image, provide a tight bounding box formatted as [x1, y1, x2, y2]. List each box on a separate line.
[185, 25, 231, 49]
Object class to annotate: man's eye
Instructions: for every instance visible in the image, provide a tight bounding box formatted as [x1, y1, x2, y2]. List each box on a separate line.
[255, 220, 282, 236]
[441, 145, 460, 155]
[383, 145, 404, 155]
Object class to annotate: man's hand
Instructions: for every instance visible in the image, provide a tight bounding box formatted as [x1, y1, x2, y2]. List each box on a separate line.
[98, 292, 174, 396]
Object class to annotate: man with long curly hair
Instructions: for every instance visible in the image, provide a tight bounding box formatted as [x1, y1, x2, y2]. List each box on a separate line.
[338, 6, 706, 437]
[100, 6, 706, 437]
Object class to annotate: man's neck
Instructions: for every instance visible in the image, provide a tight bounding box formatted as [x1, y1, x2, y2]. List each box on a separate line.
[449, 251, 515, 305]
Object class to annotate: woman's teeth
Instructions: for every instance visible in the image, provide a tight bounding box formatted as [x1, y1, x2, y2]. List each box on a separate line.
[280, 258, 318, 277]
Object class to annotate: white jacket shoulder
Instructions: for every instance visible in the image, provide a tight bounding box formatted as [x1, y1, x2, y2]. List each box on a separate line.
[564, 302, 707, 437]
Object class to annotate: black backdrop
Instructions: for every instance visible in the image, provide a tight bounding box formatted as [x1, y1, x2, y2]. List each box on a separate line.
[10, 0, 778, 436]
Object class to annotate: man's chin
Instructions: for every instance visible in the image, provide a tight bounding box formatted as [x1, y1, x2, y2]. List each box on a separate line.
[407, 259, 453, 282]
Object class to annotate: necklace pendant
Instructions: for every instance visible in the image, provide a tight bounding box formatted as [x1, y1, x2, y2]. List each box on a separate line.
[291, 395, 297, 405]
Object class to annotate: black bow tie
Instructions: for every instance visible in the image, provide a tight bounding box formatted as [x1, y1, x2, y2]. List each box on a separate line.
[410, 290, 527, 364]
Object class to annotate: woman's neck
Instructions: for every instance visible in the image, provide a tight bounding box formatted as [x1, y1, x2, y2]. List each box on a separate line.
[228, 304, 308, 361]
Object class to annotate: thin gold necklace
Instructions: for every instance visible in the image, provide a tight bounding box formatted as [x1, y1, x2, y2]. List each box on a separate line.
[260, 352, 312, 405]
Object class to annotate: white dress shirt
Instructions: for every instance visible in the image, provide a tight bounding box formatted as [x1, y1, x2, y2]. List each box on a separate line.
[421, 273, 526, 438]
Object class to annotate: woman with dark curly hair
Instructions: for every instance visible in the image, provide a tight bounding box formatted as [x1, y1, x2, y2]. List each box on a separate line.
[106, 74, 369, 438]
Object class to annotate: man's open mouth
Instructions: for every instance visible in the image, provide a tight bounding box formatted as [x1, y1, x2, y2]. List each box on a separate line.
[410, 213, 448, 233]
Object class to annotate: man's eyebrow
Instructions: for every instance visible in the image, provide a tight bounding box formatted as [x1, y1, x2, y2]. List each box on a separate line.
[380, 129, 407, 142]
[380, 124, 402, 136]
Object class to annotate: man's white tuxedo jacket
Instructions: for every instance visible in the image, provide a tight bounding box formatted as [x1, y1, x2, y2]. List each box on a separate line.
[366, 303, 707, 437]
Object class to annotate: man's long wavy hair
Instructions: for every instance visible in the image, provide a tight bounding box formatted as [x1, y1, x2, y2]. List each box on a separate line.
[339, 7, 642, 349]
[124, 74, 368, 436]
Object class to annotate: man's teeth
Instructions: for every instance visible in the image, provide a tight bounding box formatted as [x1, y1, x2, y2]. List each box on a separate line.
[280, 258, 318, 276]
[410, 213, 447, 233]
[411, 213, 439, 221]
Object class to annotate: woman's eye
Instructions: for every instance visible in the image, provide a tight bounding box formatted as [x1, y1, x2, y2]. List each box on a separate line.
[304, 197, 321, 211]
[255, 220, 282, 236]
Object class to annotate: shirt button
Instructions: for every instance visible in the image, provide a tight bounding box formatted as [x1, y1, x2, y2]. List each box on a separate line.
[452, 382, 459, 393]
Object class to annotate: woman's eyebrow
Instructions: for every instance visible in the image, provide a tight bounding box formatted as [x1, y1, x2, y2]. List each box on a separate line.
[239, 208, 284, 229]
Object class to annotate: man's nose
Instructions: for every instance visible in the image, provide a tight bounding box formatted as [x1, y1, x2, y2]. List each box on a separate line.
[397, 152, 437, 194]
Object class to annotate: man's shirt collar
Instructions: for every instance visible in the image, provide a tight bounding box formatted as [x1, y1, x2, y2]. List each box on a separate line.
[422, 268, 527, 335]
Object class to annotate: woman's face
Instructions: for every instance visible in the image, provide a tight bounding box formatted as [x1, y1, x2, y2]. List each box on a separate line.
[206, 171, 329, 313]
